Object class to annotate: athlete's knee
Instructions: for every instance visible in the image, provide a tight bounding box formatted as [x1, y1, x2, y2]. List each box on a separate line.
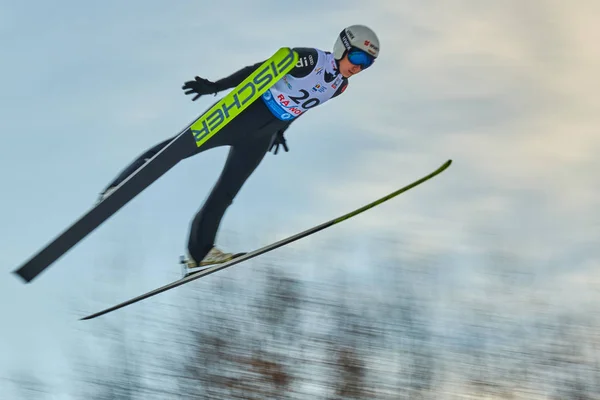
[223, 189, 237, 206]
[205, 181, 239, 209]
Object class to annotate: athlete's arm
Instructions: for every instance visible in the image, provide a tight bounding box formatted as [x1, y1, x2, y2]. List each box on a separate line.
[212, 61, 265, 92]
[211, 47, 319, 91]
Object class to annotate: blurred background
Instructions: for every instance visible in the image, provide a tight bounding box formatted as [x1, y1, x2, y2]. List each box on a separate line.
[1, 0, 599, 398]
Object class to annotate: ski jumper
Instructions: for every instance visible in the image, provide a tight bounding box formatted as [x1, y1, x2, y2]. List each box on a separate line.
[103, 47, 349, 263]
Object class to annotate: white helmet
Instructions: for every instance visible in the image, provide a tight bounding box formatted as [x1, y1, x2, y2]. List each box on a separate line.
[333, 24, 380, 60]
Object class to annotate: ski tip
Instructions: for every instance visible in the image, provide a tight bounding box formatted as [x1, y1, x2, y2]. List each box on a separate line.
[436, 159, 452, 173]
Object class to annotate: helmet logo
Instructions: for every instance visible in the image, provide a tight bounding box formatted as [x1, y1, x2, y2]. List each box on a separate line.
[365, 40, 379, 53]
[341, 34, 352, 51]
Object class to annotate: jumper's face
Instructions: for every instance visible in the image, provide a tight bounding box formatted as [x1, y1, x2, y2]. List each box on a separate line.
[338, 55, 364, 78]
[338, 48, 376, 78]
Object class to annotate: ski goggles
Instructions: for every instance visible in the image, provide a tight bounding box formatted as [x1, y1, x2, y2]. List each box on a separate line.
[347, 48, 375, 69]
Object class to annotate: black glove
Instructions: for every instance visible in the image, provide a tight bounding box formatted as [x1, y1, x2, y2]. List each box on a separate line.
[182, 76, 219, 101]
[269, 130, 289, 155]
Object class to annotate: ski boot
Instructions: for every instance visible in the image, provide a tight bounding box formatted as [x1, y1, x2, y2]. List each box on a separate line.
[180, 247, 246, 278]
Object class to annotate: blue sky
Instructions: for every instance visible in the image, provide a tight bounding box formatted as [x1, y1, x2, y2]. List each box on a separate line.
[1, 0, 599, 397]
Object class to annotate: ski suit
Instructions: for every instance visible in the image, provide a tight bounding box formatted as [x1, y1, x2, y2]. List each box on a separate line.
[103, 47, 349, 263]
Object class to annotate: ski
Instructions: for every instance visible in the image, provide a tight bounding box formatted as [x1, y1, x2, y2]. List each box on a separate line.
[81, 159, 452, 320]
[12, 47, 298, 284]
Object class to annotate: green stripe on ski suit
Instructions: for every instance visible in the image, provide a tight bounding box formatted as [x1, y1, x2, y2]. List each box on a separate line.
[333, 160, 453, 224]
[190, 47, 299, 147]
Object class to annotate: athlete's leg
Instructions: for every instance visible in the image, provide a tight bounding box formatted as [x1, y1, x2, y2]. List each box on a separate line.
[186, 132, 274, 263]
[100, 99, 274, 195]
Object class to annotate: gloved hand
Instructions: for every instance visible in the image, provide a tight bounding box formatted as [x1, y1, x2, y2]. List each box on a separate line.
[269, 129, 289, 155]
[182, 76, 219, 101]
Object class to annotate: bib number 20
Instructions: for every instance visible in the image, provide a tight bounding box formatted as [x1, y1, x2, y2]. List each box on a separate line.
[289, 89, 320, 109]
[277, 89, 321, 117]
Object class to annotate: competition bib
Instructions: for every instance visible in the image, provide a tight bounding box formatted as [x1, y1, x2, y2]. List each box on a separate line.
[262, 49, 346, 120]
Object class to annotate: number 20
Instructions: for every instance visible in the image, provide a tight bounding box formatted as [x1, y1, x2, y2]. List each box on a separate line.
[289, 89, 320, 109]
